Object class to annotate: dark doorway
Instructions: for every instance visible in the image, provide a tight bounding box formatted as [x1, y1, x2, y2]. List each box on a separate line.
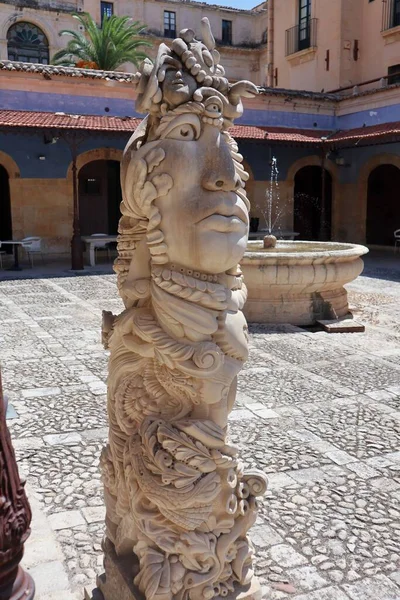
[0, 165, 12, 249]
[367, 164, 400, 246]
[78, 160, 121, 235]
[294, 166, 332, 240]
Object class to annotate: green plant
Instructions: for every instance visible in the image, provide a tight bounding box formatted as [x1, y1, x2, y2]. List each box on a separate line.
[52, 12, 152, 71]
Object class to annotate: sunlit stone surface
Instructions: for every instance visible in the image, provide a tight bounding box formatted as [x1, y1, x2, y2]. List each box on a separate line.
[99, 18, 267, 600]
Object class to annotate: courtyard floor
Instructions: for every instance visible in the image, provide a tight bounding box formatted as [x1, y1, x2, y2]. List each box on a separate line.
[0, 251, 399, 600]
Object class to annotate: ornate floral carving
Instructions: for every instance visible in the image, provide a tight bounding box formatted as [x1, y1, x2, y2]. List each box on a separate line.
[101, 17, 266, 600]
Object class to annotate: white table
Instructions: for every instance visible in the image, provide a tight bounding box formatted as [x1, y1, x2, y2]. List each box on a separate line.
[0, 240, 24, 270]
[82, 235, 118, 267]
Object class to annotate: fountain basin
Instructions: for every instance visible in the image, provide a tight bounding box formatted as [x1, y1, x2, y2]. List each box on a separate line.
[241, 240, 369, 325]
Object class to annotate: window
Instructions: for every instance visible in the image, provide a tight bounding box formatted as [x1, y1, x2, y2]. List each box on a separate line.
[388, 64, 400, 84]
[164, 11, 176, 38]
[7, 22, 49, 64]
[382, 0, 400, 30]
[285, 1, 316, 55]
[393, 0, 400, 27]
[222, 19, 232, 45]
[298, 0, 311, 50]
[101, 2, 114, 24]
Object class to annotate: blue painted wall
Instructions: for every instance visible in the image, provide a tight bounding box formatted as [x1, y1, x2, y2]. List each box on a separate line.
[335, 142, 400, 184]
[237, 108, 336, 130]
[0, 90, 140, 118]
[2, 88, 400, 131]
[238, 140, 319, 181]
[337, 103, 400, 130]
[0, 132, 129, 178]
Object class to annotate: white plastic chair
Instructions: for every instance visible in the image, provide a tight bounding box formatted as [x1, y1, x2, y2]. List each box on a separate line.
[394, 229, 400, 253]
[21, 236, 43, 267]
[91, 233, 111, 262]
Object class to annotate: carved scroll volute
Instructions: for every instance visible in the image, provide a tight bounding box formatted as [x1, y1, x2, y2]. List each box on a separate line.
[0, 370, 35, 600]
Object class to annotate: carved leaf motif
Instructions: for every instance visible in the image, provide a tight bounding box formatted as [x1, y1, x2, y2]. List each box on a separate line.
[152, 173, 173, 198]
[135, 547, 171, 600]
[146, 147, 166, 173]
[206, 515, 235, 536]
[158, 426, 216, 473]
[178, 531, 216, 572]
[141, 181, 158, 211]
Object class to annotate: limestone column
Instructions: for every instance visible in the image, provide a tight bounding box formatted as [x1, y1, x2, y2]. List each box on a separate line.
[98, 18, 268, 600]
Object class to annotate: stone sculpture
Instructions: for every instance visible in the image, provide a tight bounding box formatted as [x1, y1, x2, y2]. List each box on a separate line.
[99, 18, 267, 600]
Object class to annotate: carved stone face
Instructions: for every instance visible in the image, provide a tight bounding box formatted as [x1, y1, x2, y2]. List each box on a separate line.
[162, 68, 198, 108]
[135, 113, 249, 274]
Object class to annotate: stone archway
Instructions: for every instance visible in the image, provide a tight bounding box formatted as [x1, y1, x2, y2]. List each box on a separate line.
[367, 164, 400, 246]
[0, 152, 20, 247]
[358, 153, 400, 245]
[78, 159, 122, 236]
[66, 148, 123, 236]
[293, 165, 333, 240]
[287, 155, 337, 240]
[0, 165, 12, 247]
[66, 147, 123, 182]
[0, 151, 20, 180]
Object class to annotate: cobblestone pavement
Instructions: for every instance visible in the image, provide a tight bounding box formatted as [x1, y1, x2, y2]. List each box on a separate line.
[0, 252, 399, 600]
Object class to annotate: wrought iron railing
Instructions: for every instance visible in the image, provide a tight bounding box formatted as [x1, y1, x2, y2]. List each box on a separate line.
[382, 0, 400, 31]
[285, 18, 317, 56]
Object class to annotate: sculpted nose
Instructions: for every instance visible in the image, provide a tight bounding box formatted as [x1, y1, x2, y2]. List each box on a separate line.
[204, 173, 241, 192]
[202, 135, 242, 192]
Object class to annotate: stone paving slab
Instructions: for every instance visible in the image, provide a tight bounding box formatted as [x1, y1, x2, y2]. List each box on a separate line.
[0, 251, 399, 599]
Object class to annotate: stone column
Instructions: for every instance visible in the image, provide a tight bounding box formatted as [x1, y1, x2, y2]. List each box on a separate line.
[0, 370, 35, 600]
[98, 18, 267, 600]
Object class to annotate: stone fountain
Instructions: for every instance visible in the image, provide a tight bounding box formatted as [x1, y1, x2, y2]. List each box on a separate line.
[241, 240, 368, 326]
[242, 158, 369, 326]
[98, 18, 267, 600]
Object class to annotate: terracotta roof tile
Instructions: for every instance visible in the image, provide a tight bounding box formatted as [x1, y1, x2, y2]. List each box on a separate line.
[0, 110, 141, 132]
[331, 121, 400, 144]
[230, 125, 330, 142]
[0, 60, 137, 82]
[1, 109, 400, 147]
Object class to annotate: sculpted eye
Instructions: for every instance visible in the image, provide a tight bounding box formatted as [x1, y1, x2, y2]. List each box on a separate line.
[158, 113, 201, 141]
[204, 96, 223, 119]
[166, 124, 197, 141]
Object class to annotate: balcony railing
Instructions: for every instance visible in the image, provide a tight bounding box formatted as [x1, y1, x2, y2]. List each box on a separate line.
[382, 0, 400, 31]
[285, 18, 317, 56]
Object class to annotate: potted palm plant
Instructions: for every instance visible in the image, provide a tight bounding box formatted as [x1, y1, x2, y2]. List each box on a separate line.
[52, 12, 152, 71]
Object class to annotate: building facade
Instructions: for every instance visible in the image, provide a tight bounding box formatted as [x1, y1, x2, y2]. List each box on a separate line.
[0, 0, 268, 84]
[269, 0, 400, 92]
[0, 0, 400, 261]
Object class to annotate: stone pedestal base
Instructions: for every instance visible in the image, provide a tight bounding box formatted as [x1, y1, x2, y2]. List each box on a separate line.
[88, 539, 265, 600]
[0, 563, 35, 600]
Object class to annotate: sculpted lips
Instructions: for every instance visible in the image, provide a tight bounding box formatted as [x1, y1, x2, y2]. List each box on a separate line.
[196, 196, 248, 232]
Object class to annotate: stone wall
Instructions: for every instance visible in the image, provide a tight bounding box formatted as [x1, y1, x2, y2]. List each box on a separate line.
[10, 178, 72, 253]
